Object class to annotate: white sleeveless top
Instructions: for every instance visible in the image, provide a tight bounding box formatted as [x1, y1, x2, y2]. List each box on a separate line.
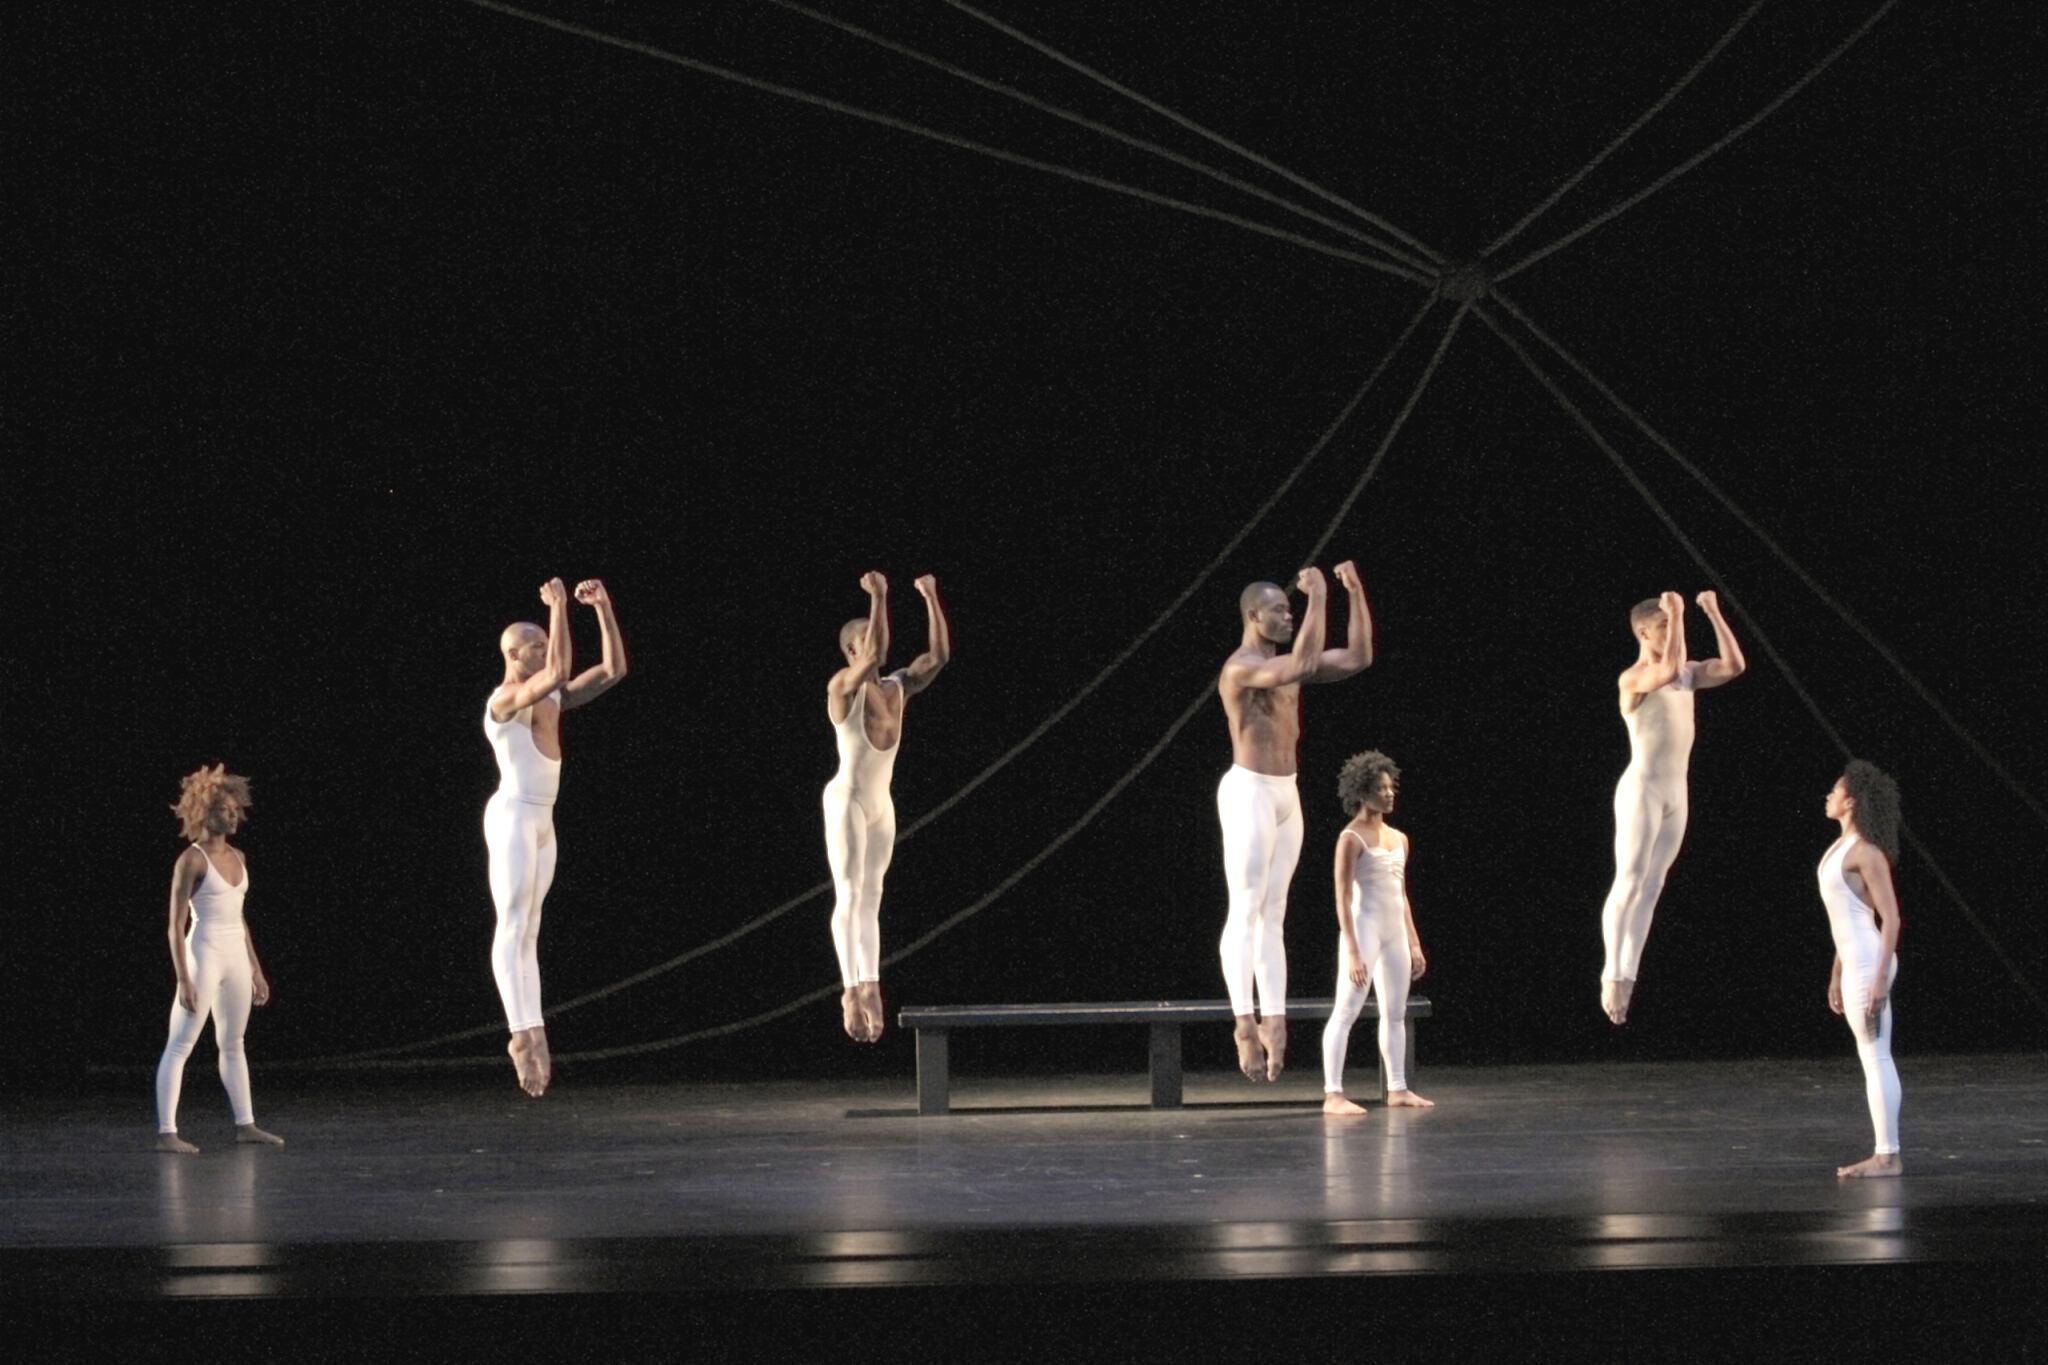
[190, 844, 249, 933]
[1622, 660, 1700, 781]
[1818, 834, 1881, 950]
[828, 677, 901, 796]
[1342, 828, 1407, 925]
[485, 689, 563, 805]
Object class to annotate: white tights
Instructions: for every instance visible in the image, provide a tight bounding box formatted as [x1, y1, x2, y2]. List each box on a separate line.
[1216, 766, 1303, 1018]
[824, 780, 894, 990]
[485, 792, 556, 1033]
[1601, 772, 1688, 982]
[155, 926, 255, 1132]
[1321, 914, 1412, 1093]
[1845, 956, 1902, 1154]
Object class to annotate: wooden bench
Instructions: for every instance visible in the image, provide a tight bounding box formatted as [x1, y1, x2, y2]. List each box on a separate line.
[895, 997, 1432, 1116]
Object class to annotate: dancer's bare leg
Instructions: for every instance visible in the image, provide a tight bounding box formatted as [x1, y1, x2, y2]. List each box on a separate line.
[507, 1028, 545, 1098]
[1233, 1016, 1265, 1081]
[1602, 976, 1634, 1025]
[1322, 1093, 1367, 1116]
[856, 981, 885, 1044]
[1258, 1015, 1288, 1082]
[156, 1132, 200, 1154]
[1836, 1153, 1903, 1179]
[1385, 1089, 1434, 1108]
[236, 1123, 285, 1146]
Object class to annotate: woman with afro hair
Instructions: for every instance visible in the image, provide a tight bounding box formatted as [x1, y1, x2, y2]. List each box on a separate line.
[1819, 759, 1905, 1178]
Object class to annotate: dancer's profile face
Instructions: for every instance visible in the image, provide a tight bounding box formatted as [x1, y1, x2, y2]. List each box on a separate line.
[1825, 779, 1851, 821]
[502, 624, 547, 678]
[1248, 587, 1294, 644]
[1636, 612, 1670, 652]
[1363, 773, 1397, 815]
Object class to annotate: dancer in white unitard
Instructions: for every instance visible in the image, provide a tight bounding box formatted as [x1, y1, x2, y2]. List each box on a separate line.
[1819, 760, 1905, 1178]
[825, 571, 950, 1043]
[1321, 750, 1431, 1115]
[1217, 559, 1373, 1082]
[1599, 589, 1745, 1024]
[485, 577, 629, 1097]
[155, 764, 282, 1153]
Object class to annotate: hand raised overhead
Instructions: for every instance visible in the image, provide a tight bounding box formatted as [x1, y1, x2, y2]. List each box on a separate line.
[574, 579, 610, 606]
[539, 578, 568, 607]
[1295, 565, 1328, 597]
[1695, 589, 1722, 615]
[913, 573, 939, 597]
[1332, 560, 1363, 594]
[860, 570, 889, 596]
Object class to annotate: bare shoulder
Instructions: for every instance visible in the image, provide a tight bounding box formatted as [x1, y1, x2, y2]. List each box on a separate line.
[1390, 824, 1410, 854]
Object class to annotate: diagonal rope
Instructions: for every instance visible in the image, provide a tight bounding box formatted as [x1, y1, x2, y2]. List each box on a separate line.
[762, 0, 1436, 280]
[1476, 299, 2048, 1026]
[1482, 0, 1767, 261]
[1494, 0, 1900, 285]
[280, 301, 1468, 1071]
[285, 294, 1443, 1065]
[1490, 286, 2048, 836]
[459, 0, 1427, 284]
[941, 0, 1445, 266]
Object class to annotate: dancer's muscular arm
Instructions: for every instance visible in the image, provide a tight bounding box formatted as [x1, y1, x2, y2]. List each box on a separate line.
[1620, 590, 1688, 703]
[490, 579, 572, 721]
[1228, 568, 1328, 690]
[1333, 831, 1367, 986]
[828, 572, 889, 720]
[563, 579, 629, 710]
[166, 851, 203, 1013]
[1401, 831, 1426, 980]
[1847, 840, 1904, 1027]
[1690, 590, 1747, 689]
[245, 922, 271, 1007]
[1308, 560, 1374, 682]
[892, 574, 951, 697]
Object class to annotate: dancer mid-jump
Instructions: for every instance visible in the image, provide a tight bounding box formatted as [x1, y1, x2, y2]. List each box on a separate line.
[825, 571, 950, 1043]
[155, 764, 282, 1153]
[1217, 560, 1373, 1082]
[1599, 589, 1744, 1023]
[485, 577, 629, 1097]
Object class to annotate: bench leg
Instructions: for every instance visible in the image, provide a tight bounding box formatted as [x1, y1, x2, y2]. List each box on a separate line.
[916, 1029, 951, 1117]
[1405, 1019, 1417, 1091]
[1149, 1023, 1183, 1109]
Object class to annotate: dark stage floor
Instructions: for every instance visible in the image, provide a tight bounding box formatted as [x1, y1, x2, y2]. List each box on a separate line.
[6, 1051, 2047, 1305]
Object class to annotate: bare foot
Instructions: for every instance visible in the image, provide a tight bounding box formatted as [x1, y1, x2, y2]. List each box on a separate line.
[157, 1132, 200, 1155]
[1258, 1016, 1288, 1082]
[1602, 977, 1634, 1025]
[1836, 1153, 1904, 1179]
[1232, 1018, 1265, 1082]
[1322, 1093, 1368, 1116]
[531, 1028, 553, 1096]
[507, 1031, 544, 1098]
[236, 1124, 285, 1147]
[842, 988, 869, 1042]
[857, 981, 885, 1044]
[1385, 1089, 1435, 1108]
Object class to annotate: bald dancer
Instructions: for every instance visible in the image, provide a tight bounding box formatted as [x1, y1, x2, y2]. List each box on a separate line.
[1217, 560, 1374, 1081]
[485, 577, 629, 1096]
[825, 571, 951, 1043]
[1599, 589, 1744, 1024]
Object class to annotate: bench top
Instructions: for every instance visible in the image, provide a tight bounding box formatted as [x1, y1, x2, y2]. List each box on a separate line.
[898, 997, 1432, 1028]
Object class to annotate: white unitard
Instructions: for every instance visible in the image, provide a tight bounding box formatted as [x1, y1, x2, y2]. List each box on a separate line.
[1217, 765, 1304, 1018]
[824, 677, 901, 989]
[1321, 829, 1413, 1093]
[155, 847, 257, 1133]
[484, 689, 562, 1033]
[1601, 660, 1701, 982]
[1820, 835, 1901, 1155]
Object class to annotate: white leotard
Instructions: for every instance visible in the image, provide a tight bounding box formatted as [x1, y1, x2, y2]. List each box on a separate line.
[485, 689, 563, 804]
[829, 678, 901, 797]
[1621, 660, 1700, 782]
[1818, 834, 1900, 1154]
[1321, 829, 1413, 1093]
[155, 845, 258, 1133]
[825, 677, 902, 989]
[1600, 660, 1702, 983]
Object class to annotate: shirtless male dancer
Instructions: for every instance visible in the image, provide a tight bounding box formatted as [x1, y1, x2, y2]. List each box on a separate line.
[1599, 589, 1744, 1024]
[1217, 560, 1373, 1081]
[825, 571, 950, 1043]
[485, 577, 628, 1097]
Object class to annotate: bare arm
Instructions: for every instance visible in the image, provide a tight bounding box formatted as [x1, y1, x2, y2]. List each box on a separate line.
[1308, 560, 1374, 683]
[1332, 830, 1366, 986]
[1852, 842, 1904, 1020]
[892, 574, 950, 697]
[245, 923, 271, 1006]
[1621, 590, 1688, 698]
[490, 579, 571, 720]
[1228, 567, 1328, 689]
[563, 579, 629, 710]
[167, 850, 201, 1012]
[1828, 952, 1844, 1015]
[827, 573, 889, 711]
[1400, 831, 1426, 980]
[1690, 590, 1747, 689]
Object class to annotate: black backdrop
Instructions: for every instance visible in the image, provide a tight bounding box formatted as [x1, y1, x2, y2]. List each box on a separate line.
[16, 1, 2047, 1092]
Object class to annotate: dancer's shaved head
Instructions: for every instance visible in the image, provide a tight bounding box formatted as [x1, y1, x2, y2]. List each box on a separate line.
[1240, 581, 1284, 622]
[501, 622, 545, 657]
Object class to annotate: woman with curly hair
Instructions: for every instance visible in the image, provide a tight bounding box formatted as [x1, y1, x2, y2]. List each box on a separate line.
[1819, 759, 1905, 1178]
[1320, 749, 1431, 1115]
[154, 764, 282, 1153]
